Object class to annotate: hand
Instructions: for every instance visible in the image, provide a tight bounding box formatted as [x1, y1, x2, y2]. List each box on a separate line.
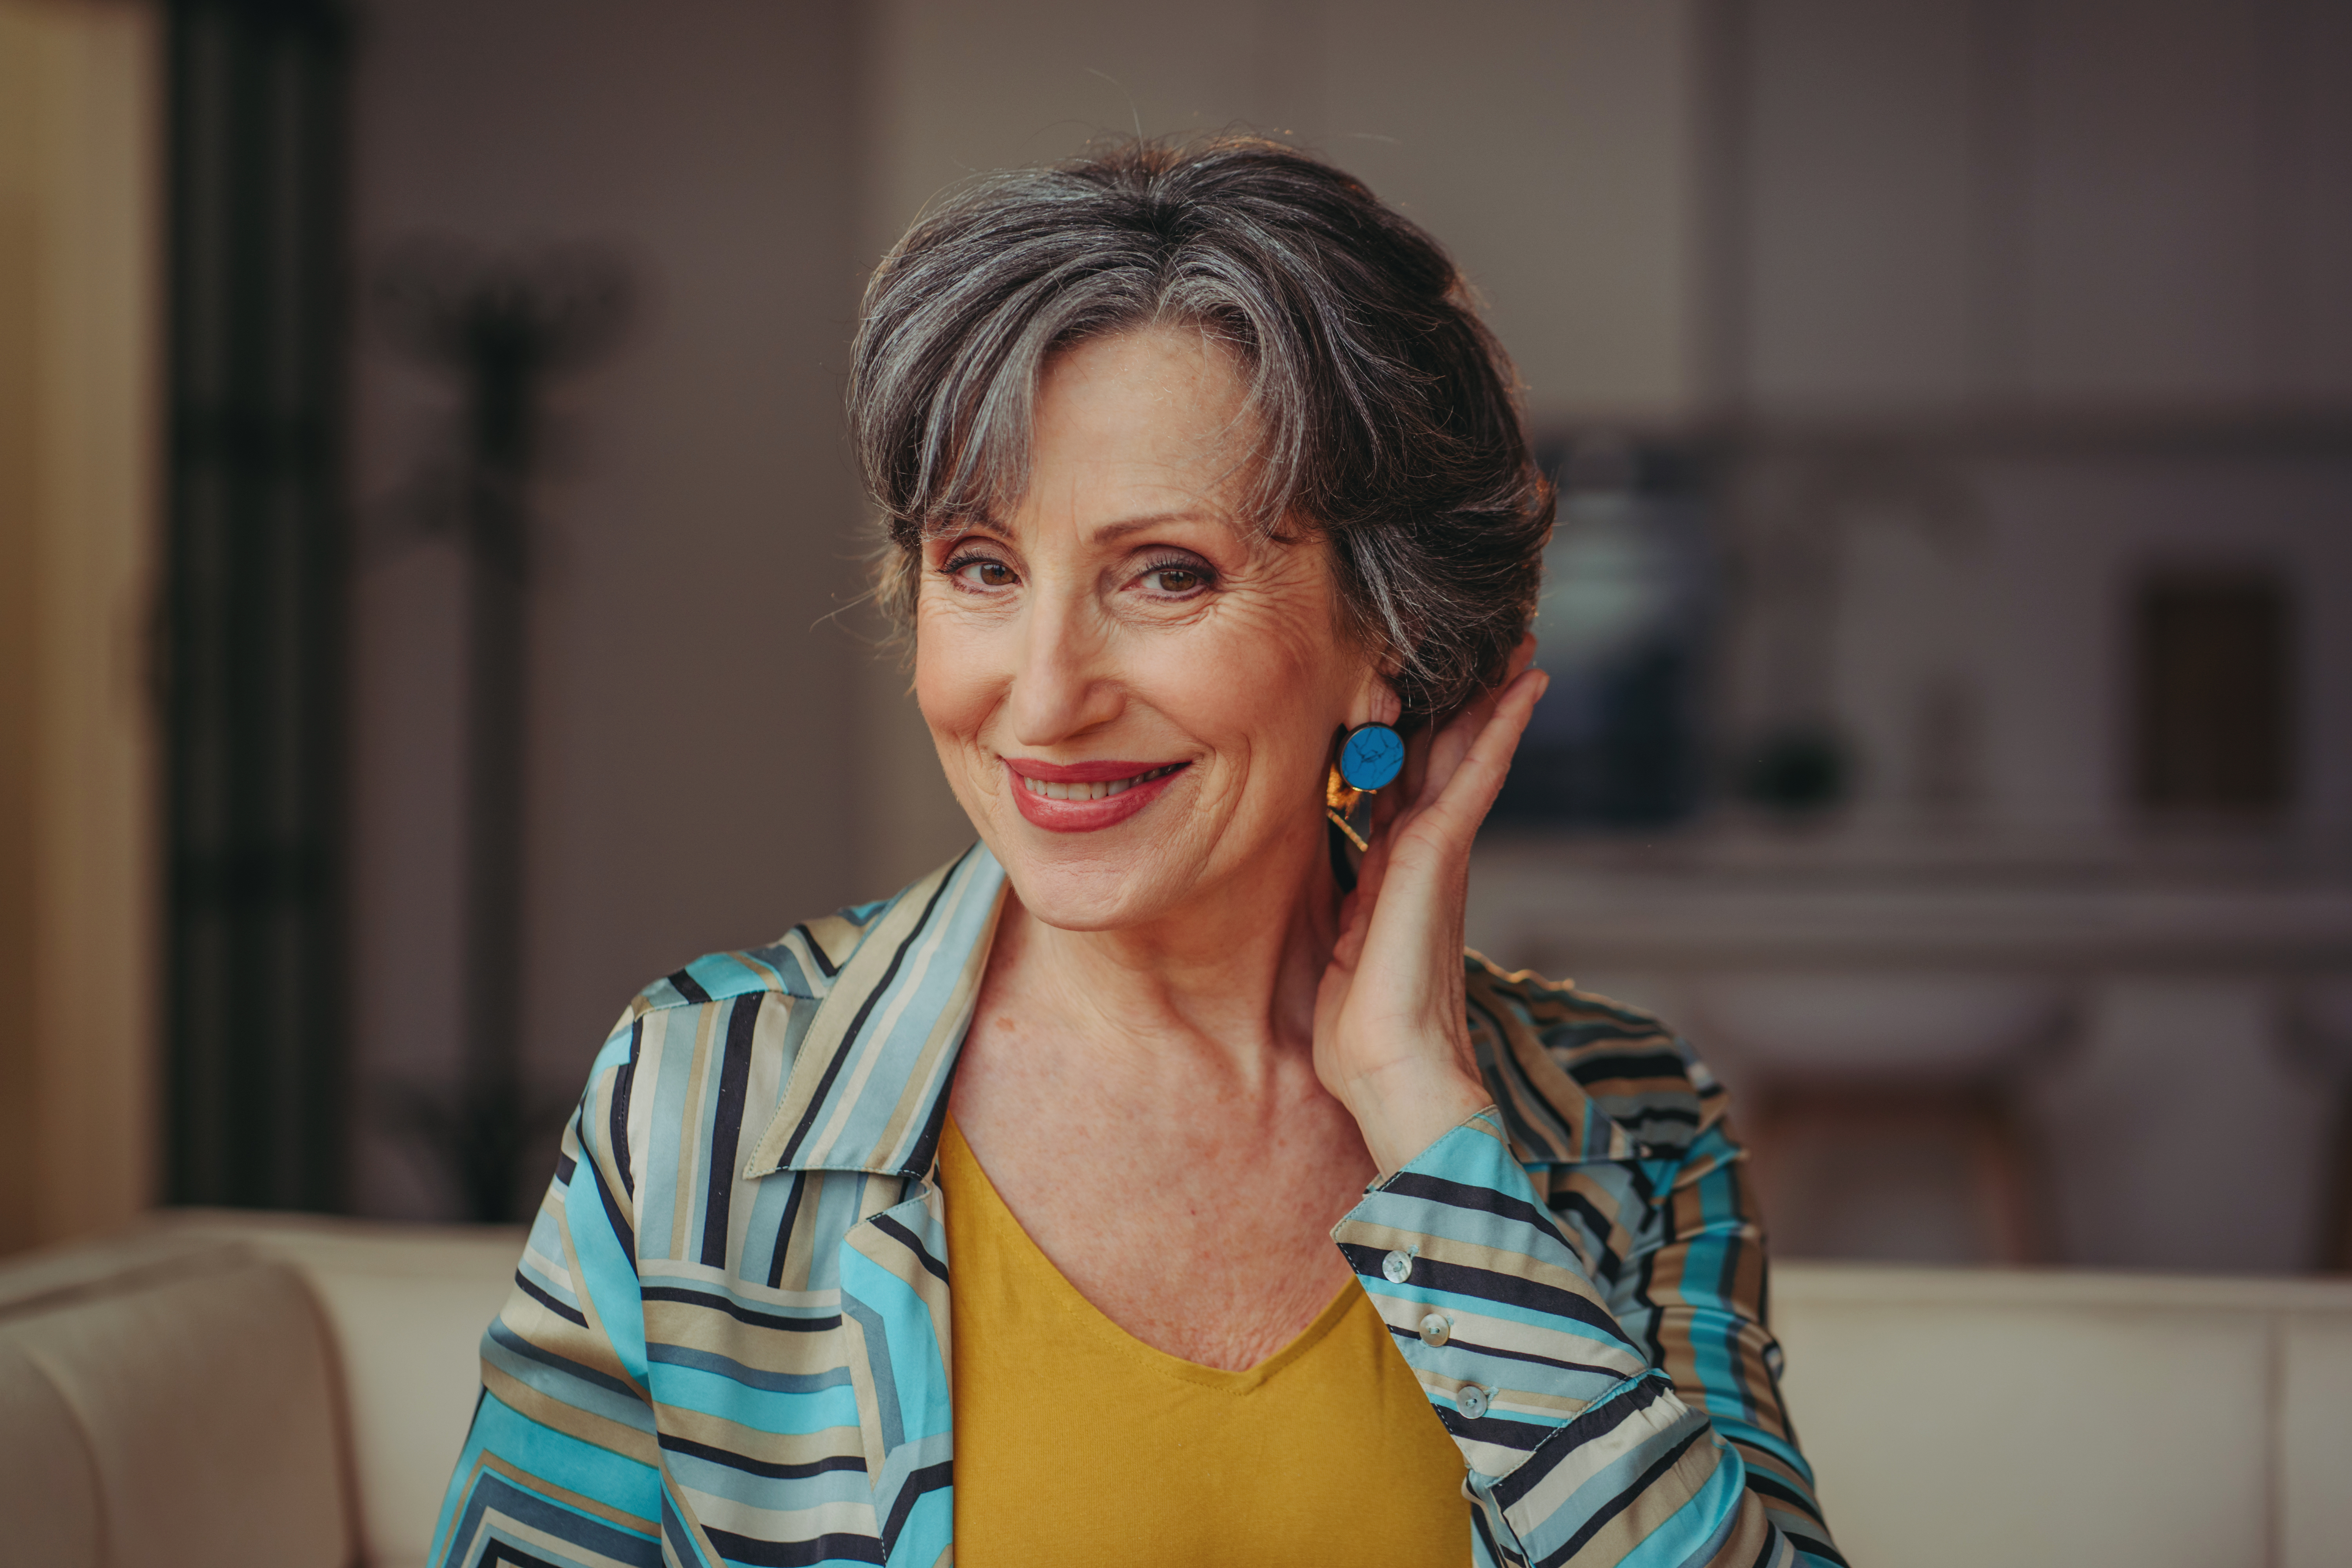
[1314, 639, 1548, 1175]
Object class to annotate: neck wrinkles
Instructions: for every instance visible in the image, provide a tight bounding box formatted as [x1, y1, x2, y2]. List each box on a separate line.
[979, 814, 1342, 1084]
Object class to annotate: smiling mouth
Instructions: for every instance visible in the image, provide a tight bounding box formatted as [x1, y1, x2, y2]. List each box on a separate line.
[1016, 763, 1185, 803]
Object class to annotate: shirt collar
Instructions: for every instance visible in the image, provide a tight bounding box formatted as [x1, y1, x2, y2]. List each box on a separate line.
[743, 843, 1009, 1180]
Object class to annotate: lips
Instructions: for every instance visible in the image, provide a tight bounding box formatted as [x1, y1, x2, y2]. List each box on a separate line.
[1004, 758, 1189, 832]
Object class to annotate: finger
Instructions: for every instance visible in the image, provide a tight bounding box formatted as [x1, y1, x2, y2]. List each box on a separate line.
[1452, 639, 1537, 746]
[1329, 878, 1371, 969]
[1397, 711, 1434, 808]
[1406, 668, 1548, 845]
[1412, 636, 1542, 813]
[1417, 688, 1504, 811]
[1416, 691, 1497, 809]
[1361, 715, 1436, 854]
[1372, 732, 1420, 831]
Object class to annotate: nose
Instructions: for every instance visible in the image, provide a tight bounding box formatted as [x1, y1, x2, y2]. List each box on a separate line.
[1007, 589, 1124, 746]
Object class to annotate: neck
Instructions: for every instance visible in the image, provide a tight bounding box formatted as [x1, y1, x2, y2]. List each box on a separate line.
[982, 817, 1342, 1087]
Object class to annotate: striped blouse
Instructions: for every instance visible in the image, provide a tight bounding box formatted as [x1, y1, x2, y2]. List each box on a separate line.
[430, 845, 1840, 1568]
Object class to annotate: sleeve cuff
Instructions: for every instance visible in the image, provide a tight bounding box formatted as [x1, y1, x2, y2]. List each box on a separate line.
[1331, 1106, 1660, 1479]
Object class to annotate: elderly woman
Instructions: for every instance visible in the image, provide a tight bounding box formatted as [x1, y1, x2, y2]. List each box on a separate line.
[432, 138, 1836, 1568]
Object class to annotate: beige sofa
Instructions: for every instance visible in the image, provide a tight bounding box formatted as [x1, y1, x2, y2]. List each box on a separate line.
[0, 1213, 519, 1568]
[2, 1211, 2349, 1568]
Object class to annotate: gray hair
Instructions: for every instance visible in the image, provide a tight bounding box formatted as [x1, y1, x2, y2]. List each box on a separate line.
[848, 135, 1553, 723]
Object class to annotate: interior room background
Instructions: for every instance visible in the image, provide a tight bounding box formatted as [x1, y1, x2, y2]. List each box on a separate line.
[5, 0, 2349, 1275]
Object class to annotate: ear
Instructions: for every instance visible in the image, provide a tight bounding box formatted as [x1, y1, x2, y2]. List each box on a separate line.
[1346, 668, 1403, 731]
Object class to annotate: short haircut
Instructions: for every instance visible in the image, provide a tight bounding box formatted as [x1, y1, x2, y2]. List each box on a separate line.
[848, 134, 1553, 723]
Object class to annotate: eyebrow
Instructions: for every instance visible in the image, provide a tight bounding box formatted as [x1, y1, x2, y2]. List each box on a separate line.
[1089, 511, 1219, 543]
[949, 511, 1224, 546]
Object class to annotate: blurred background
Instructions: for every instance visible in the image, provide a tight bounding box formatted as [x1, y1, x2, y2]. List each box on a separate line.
[4, 0, 2349, 1275]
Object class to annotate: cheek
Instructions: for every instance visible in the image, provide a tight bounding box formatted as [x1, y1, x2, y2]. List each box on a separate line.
[1137, 604, 1355, 768]
[911, 594, 993, 736]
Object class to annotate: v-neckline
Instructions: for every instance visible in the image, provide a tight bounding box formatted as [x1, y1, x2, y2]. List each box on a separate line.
[939, 1112, 1361, 1392]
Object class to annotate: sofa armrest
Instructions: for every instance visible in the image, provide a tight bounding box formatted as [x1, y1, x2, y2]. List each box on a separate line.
[0, 1249, 352, 1568]
[154, 1210, 527, 1568]
[0, 1339, 100, 1563]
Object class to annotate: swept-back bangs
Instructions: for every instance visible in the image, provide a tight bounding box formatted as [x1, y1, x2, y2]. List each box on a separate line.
[848, 134, 1552, 722]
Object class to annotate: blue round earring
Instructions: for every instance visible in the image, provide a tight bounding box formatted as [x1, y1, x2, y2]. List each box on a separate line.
[1325, 722, 1403, 854]
[1338, 723, 1405, 792]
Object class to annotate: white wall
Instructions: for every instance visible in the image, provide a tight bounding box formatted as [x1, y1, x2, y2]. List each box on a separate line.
[1737, 0, 2352, 414]
[867, 0, 1704, 423]
[348, 0, 869, 1218]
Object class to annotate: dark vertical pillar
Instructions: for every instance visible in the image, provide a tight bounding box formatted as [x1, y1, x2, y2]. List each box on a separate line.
[368, 246, 627, 1220]
[457, 383, 531, 1223]
[164, 0, 350, 1211]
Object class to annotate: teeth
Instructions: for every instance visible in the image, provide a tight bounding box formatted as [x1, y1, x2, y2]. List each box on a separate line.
[1021, 764, 1178, 802]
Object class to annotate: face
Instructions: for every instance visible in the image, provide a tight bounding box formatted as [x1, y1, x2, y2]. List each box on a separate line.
[913, 326, 1396, 932]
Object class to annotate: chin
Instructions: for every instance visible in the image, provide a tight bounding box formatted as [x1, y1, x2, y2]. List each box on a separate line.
[987, 824, 1208, 932]
[973, 778, 1234, 933]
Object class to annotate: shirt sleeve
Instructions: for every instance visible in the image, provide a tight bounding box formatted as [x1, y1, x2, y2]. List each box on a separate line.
[1332, 1107, 1843, 1568]
[429, 1025, 674, 1568]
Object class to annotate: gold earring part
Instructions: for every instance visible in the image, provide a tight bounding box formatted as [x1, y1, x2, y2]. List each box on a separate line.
[1326, 765, 1369, 853]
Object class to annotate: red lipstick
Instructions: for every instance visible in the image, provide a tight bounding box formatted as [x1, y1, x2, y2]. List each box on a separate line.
[1004, 758, 1189, 832]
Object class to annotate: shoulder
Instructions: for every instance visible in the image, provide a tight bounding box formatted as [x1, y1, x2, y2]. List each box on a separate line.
[566, 894, 901, 1140]
[616, 898, 895, 1023]
[1462, 951, 1728, 1158]
[586, 893, 906, 1089]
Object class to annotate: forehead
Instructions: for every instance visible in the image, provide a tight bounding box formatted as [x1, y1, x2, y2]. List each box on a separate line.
[1018, 328, 1259, 509]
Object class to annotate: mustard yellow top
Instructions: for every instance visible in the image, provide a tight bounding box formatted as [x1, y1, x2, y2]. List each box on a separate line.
[938, 1114, 1469, 1565]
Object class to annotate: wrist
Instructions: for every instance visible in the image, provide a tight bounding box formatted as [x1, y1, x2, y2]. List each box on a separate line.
[1341, 1060, 1492, 1177]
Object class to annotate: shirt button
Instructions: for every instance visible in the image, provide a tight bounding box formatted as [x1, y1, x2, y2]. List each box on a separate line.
[1381, 1249, 1414, 1283]
[1456, 1384, 1490, 1420]
[1418, 1312, 1452, 1346]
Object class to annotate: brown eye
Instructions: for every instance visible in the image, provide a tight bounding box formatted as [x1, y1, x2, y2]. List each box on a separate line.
[951, 558, 1017, 588]
[1144, 566, 1203, 595]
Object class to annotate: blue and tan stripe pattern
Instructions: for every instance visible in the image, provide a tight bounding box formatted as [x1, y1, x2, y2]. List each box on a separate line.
[431, 845, 1837, 1568]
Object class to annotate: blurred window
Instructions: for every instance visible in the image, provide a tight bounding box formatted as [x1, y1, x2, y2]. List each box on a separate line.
[1491, 437, 1717, 830]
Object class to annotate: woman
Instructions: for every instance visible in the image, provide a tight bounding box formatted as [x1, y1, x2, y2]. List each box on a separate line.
[432, 138, 1837, 1568]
